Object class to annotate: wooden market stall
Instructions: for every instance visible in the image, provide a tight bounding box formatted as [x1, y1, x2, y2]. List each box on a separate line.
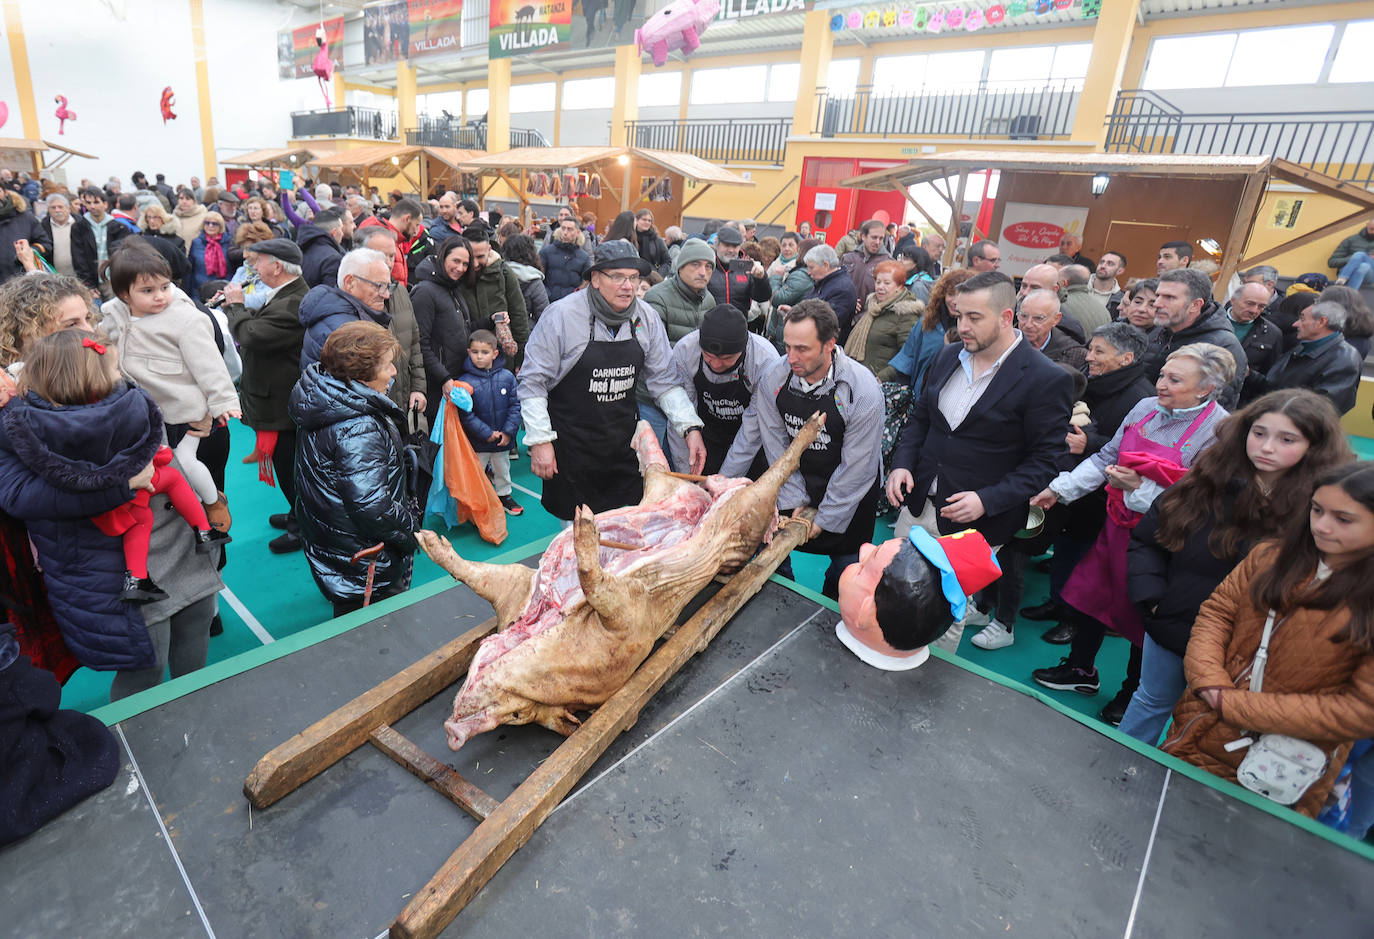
[842, 151, 1281, 295]
[304, 143, 484, 201]
[457, 145, 754, 231]
[0, 137, 98, 176]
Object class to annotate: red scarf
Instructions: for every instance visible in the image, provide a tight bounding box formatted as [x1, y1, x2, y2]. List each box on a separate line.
[203, 235, 227, 278]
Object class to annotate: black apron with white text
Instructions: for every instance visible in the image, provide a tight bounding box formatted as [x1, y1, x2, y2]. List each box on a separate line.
[543, 316, 646, 520]
[694, 349, 763, 478]
[775, 376, 875, 556]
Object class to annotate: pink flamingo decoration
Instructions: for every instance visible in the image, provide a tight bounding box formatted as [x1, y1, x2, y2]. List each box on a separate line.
[312, 26, 335, 108]
[54, 94, 76, 134]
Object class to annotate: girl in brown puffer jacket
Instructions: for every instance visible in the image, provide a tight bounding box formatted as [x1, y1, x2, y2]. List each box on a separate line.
[1163, 461, 1374, 818]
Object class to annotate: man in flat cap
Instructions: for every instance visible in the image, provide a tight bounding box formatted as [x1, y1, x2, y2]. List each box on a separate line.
[223, 238, 309, 553]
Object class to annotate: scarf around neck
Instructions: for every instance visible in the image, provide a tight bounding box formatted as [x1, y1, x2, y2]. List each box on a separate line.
[587, 283, 635, 328]
[845, 287, 912, 362]
[203, 235, 227, 278]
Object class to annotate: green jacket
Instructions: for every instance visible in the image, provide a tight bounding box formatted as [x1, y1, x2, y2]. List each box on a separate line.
[384, 285, 427, 417]
[770, 262, 813, 308]
[459, 252, 531, 367]
[1061, 283, 1110, 333]
[643, 276, 714, 345]
[1328, 228, 1374, 270]
[226, 277, 308, 431]
[847, 291, 923, 376]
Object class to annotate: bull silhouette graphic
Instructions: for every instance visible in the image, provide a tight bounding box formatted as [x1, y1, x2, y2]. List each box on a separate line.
[516, 5, 535, 23]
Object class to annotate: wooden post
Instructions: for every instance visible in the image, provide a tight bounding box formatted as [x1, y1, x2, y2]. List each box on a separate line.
[944, 170, 968, 271]
[1214, 168, 1269, 301]
[389, 511, 817, 939]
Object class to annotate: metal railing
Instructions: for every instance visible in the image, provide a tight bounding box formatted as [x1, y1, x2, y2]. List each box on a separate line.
[813, 80, 1081, 140]
[291, 106, 399, 141]
[404, 119, 549, 150]
[1105, 90, 1374, 186]
[622, 118, 792, 166]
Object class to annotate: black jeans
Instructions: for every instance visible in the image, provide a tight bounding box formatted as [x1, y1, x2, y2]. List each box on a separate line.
[271, 427, 298, 511]
[1066, 608, 1143, 691]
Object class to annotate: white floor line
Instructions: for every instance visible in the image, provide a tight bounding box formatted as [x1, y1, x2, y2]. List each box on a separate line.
[116, 725, 217, 939]
[510, 480, 542, 501]
[553, 606, 829, 815]
[1123, 769, 1171, 939]
[219, 586, 274, 645]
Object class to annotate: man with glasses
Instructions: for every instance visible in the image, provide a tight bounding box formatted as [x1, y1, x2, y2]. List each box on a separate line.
[966, 240, 1001, 273]
[355, 228, 427, 418]
[519, 239, 706, 520]
[298, 247, 403, 372]
[708, 226, 771, 321]
[1018, 289, 1086, 370]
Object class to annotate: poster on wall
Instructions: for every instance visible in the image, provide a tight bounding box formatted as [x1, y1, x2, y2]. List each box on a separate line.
[998, 201, 1088, 276]
[277, 17, 345, 80]
[570, 0, 659, 51]
[490, 0, 573, 59]
[408, 0, 465, 59]
[718, 0, 808, 24]
[365, 1, 411, 66]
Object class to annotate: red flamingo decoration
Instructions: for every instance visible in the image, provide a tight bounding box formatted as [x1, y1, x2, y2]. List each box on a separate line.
[160, 87, 177, 123]
[313, 27, 335, 108]
[54, 94, 76, 134]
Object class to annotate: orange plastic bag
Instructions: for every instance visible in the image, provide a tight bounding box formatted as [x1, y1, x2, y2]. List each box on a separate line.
[438, 389, 507, 545]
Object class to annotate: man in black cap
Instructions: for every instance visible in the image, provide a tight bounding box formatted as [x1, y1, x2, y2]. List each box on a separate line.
[216, 190, 241, 240]
[667, 304, 780, 476]
[709, 225, 771, 320]
[519, 239, 707, 520]
[222, 238, 309, 552]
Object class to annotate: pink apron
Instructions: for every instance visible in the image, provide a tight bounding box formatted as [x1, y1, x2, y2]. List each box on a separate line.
[1060, 403, 1215, 646]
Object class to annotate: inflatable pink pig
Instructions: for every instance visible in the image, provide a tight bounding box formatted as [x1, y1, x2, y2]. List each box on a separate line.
[636, 0, 720, 68]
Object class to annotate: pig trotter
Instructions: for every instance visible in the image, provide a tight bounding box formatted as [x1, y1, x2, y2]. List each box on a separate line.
[415, 529, 535, 627]
[536, 706, 582, 737]
[574, 504, 651, 636]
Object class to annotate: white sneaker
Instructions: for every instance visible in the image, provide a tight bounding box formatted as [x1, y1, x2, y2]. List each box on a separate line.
[961, 603, 992, 628]
[971, 621, 1014, 650]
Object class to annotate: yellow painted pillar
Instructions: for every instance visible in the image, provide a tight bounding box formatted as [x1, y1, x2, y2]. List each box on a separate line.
[189, 0, 218, 184]
[486, 58, 511, 153]
[2, 0, 38, 139]
[609, 43, 642, 149]
[552, 79, 563, 146]
[333, 71, 346, 110]
[1069, 0, 1142, 149]
[791, 10, 833, 138]
[396, 60, 418, 139]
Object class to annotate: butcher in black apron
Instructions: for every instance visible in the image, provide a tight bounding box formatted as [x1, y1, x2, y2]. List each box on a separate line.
[667, 304, 779, 478]
[519, 239, 707, 521]
[720, 298, 885, 599]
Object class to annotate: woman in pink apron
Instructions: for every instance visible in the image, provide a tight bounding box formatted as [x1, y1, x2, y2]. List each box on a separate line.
[1029, 343, 1237, 723]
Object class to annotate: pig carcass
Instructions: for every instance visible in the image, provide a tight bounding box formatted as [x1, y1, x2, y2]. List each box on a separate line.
[415, 414, 823, 751]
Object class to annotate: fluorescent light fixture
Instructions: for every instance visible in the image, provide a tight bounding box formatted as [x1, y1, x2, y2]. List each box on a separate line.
[1198, 238, 1221, 256]
[1090, 173, 1109, 197]
[617, 154, 630, 165]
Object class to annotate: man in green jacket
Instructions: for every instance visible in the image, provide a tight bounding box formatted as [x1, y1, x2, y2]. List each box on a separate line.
[460, 222, 531, 367]
[1329, 219, 1374, 289]
[223, 239, 309, 553]
[642, 239, 715, 344]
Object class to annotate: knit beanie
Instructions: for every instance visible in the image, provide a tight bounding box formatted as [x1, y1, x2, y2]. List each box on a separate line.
[674, 238, 716, 273]
[699, 304, 749, 356]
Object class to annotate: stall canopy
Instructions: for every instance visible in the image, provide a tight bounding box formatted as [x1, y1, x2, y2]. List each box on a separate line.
[223, 146, 335, 169]
[457, 145, 753, 227]
[0, 137, 98, 174]
[839, 151, 1372, 296]
[304, 143, 484, 198]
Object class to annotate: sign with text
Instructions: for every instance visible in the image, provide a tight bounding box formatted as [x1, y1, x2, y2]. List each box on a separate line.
[490, 0, 573, 58]
[277, 17, 345, 81]
[409, 0, 465, 59]
[718, 0, 807, 22]
[998, 201, 1087, 277]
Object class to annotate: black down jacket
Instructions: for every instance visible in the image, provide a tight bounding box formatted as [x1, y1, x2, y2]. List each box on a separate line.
[409, 254, 472, 425]
[289, 364, 418, 603]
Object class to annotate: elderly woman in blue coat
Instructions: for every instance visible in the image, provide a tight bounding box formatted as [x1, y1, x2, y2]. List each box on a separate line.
[289, 320, 419, 618]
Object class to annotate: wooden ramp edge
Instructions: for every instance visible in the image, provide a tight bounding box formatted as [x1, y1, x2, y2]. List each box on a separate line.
[390, 510, 816, 939]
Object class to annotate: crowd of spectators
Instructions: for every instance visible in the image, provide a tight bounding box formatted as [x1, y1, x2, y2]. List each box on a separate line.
[2, 167, 1374, 845]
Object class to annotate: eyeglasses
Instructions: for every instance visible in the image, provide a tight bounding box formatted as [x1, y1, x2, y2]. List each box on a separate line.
[600, 272, 641, 286]
[204, 222, 221, 227]
[1017, 312, 1054, 326]
[354, 275, 395, 295]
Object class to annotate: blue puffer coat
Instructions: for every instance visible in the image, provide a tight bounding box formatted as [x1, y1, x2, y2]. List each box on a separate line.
[289, 364, 418, 603]
[538, 239, 591, 303]
[0, 385, 162, 670]
[298, 284, 392, 370]
[457, 354, 521, 453]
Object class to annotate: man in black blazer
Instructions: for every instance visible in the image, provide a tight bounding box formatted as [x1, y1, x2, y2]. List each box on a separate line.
[886, 271, 1073, 652]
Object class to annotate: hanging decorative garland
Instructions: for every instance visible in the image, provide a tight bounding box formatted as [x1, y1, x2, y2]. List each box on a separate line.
[829, 0, 1097, 34]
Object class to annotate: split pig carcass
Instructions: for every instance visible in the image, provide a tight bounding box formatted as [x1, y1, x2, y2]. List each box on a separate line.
[414, 413, 824, 751]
